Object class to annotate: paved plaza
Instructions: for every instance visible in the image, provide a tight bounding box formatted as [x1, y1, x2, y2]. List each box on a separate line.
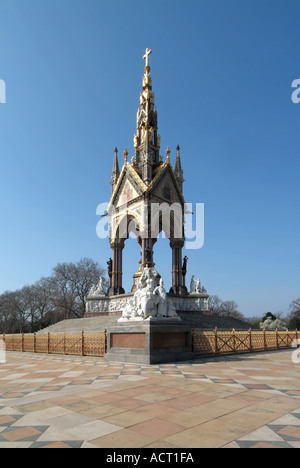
[0, 349, 300, 448]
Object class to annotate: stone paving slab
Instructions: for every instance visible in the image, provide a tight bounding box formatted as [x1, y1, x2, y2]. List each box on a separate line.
[0, 349, 300, 448]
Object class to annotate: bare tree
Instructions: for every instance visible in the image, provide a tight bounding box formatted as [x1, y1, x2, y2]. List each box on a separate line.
[7, 289, 29, 333]
[51, 258, 106, 319]
[208, 295, 247, 322]
[221, 300, 239, 317]
[290, 298, 300, 315]
[34, 277, 56, 323]
[25, 278, 57, 331]
[287, 298, 300, 330]
[0, 257, 107, 333]
[208, 295, 224, 316]
[20, 285, 38, 333]
[0, 291, 19, 333]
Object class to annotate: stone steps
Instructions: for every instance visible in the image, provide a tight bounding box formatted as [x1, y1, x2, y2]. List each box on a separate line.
[36, 313, 252, 335]
[36, 315, 120, 335]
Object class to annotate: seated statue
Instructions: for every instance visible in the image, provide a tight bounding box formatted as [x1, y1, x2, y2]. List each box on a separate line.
[119, 267, 180, 321]
[139, 267, 159, 318]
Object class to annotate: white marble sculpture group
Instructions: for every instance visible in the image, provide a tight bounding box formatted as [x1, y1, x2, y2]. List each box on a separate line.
[119, 267, 180, 322]
[88, 277, 105, 297]
[190, 275, 207, 294]
[87, 269, 209, 319]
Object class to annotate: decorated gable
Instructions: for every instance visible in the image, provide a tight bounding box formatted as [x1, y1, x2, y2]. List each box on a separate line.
[116, 179, 139, 207]
[149, 165, 184, 206]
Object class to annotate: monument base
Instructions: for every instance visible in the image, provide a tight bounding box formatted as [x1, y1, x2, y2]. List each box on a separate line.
[105, 320, 194, 364]
[85, 293, 210, 317]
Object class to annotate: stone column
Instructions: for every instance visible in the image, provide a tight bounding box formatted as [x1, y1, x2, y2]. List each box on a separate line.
[141, 237, 155, 268]
[107, 257, 113, 292]
[170, 239, 187, 295]
[109, 240, 125, 296]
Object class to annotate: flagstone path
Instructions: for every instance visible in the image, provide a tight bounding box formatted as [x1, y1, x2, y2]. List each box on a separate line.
[0, 349, 300, 448]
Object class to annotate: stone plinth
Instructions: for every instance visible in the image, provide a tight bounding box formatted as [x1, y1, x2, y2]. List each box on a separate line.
[105, 319, 194, 364]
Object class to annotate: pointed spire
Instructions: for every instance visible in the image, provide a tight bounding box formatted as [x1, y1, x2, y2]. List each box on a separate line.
[175, 144, 184, 191]
[110, 147, 120, 190]
[134, 48, 160, 184]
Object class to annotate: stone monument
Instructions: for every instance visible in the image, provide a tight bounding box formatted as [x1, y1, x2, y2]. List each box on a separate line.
[86, 49, 210, 363]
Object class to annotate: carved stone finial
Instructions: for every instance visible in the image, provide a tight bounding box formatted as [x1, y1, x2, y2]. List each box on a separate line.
[166, 147, 171, 162]
[124, 148, 128, 162]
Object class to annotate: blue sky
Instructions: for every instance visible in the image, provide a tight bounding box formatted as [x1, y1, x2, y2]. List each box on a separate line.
[0, 0, 299, 318]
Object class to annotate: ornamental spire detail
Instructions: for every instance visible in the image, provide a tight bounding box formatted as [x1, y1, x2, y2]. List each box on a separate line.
[110, 147, 120, 191]
[133, 48, 161, 184]
[175, 144, 184, 191]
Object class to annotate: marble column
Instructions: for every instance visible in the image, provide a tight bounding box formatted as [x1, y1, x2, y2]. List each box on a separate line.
[170, 239, 187, 295]
[109, 240, 125, 295]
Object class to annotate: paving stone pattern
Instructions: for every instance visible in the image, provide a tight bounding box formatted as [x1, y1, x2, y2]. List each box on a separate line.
[0, 349, 300, 448]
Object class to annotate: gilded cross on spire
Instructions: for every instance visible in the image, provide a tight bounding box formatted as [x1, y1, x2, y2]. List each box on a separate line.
[143, 48, 152, 67]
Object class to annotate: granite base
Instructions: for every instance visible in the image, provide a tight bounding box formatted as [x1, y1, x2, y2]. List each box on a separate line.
[105, 320, 194, 364]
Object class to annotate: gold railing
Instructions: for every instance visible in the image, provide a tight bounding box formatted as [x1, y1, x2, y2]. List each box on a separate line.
[2, 328, 297, 359]
[1, 331, 107, 357]
[193, 328, 299, 356]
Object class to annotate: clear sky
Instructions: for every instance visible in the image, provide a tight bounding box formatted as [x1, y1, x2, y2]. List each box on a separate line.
[0, 0, 299, 318]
